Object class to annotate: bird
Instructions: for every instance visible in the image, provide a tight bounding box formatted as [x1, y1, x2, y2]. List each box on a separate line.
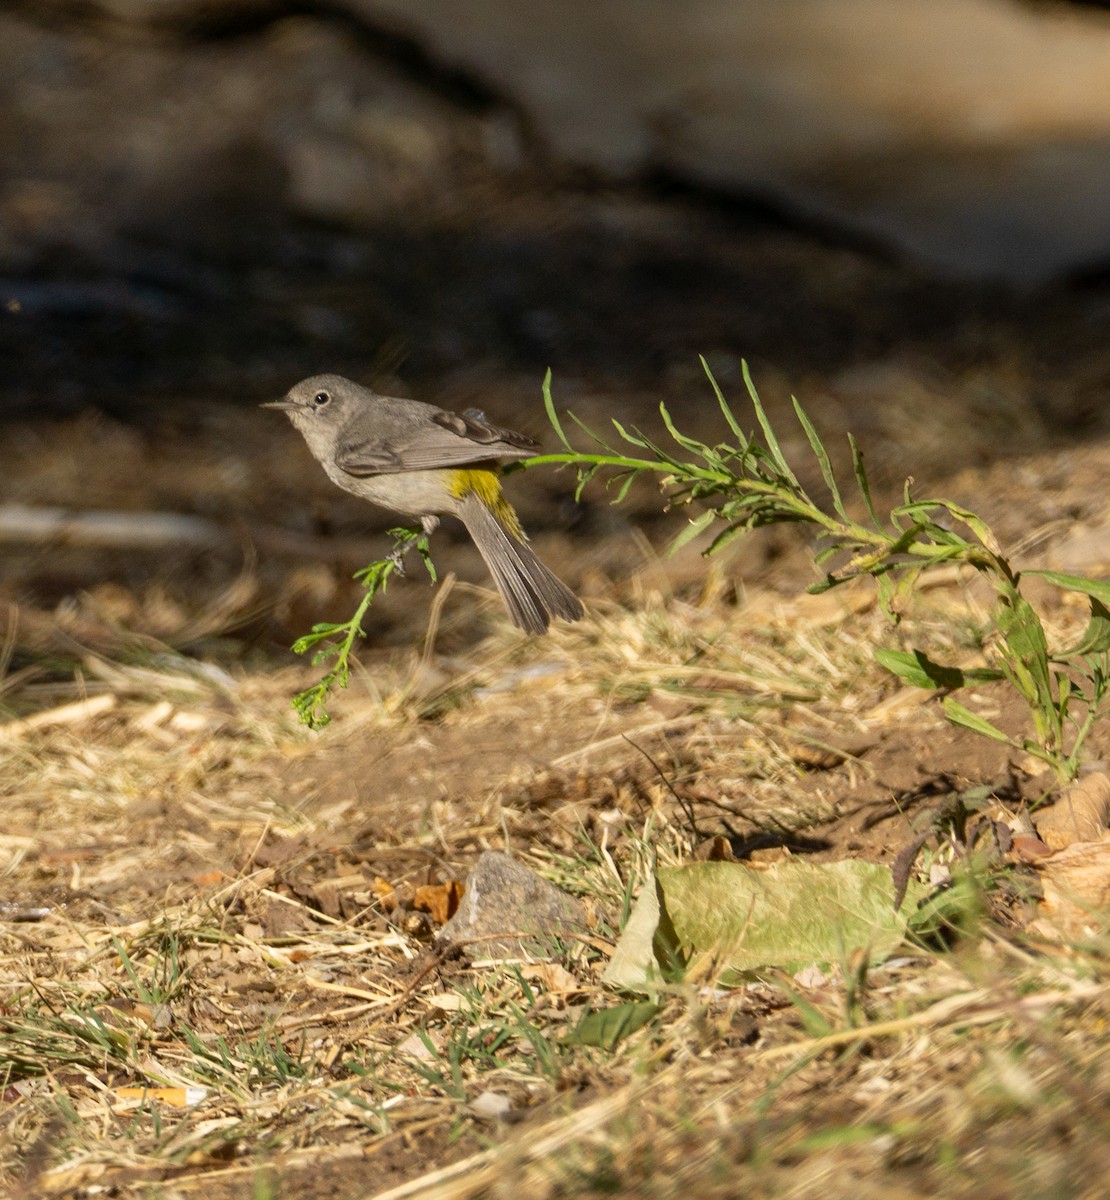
[264, 374, 583, 634]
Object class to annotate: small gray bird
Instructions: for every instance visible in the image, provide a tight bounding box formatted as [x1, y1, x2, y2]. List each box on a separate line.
[264, 375, 583, 634]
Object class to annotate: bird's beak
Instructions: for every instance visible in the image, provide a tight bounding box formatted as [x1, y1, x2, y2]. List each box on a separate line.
[261, 398, 298, 410]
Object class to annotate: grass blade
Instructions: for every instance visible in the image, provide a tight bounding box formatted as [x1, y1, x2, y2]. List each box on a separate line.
[742, 360, 800, 488]
[942, 699, 1014, 744]
[1024, 571, 1110, 606]
[792, 396, 845, 519]
[849, 434, 883, 530]
[701, 356, 748, 444]
[541, 368, 573, 451]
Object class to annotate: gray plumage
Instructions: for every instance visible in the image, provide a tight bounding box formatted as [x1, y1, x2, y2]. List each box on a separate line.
[455, 491, 584, 634]
[264, 374, 583, 634]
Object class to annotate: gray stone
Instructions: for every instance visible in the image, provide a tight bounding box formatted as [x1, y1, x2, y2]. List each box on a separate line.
[437, 851, 589, 960]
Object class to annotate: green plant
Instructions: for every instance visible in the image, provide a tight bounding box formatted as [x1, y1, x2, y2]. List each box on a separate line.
[527, 361, 1110, 786]
[290, 526, 436, 728]
[110, 930, 187, 1006]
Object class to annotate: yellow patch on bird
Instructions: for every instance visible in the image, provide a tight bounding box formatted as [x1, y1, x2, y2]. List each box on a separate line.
[448, 469, 526, 540]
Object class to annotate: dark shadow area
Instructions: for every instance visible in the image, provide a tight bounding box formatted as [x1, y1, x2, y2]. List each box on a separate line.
[722, 830, 835, 859]
[0, 3, 1107, 435]
[2, 0, 1109, 668]
[3, 180, 1108, 432]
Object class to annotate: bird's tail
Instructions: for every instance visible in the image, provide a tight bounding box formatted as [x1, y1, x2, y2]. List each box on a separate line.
[457, 491, 584, 634]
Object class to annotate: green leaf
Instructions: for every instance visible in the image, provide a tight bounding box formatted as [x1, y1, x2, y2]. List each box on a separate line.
[742, 360, 800, 488]
[875, 648, 966, 689]
[1023, 570, 1110, 606]
[871, 574, 900, 622]
[566, 1002, 661, 1050]
[669, 508, 717, 554]
[541, 368, 572, 450]
[610, 418, 650, 450]
[288, 526, 437, 729]
[1058, 597, 1110, 657]
[611, 471, 639, 505]
[994, 591, 1055, 720]
[944, 504, 1004, 557]
[849, 433, 883, 530]
[568, 410, 621, 454]
[906, 870, 984, 942]
[792, 397, 845, 519]
[875, 648, 1004, 689]
[603, 861, 920, 990]
[942, 699, 1014, 743]
[700, 356, 748, 444]
[1056, 672, 1073, 723]
[659, 403, 712, 456]
[704, 522, 749, 557]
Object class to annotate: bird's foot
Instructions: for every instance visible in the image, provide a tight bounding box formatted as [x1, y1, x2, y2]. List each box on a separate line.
[387, 535, 418, 577]
[387, 518, 438, 577]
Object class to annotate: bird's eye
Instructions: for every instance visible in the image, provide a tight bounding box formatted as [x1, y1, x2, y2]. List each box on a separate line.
[313, 391, 331, 407]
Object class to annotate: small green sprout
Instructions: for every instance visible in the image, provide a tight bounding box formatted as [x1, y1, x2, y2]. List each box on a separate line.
[291, 526, 436, 729]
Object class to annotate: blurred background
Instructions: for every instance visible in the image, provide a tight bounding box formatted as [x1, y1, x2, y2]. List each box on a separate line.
[2, 0, 1110, 662]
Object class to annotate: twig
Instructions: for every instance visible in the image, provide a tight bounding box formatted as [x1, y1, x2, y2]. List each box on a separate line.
[0, 694, 116, 741]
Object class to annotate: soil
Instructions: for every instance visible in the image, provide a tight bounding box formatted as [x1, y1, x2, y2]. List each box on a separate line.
[3, 182, 1110, 1197]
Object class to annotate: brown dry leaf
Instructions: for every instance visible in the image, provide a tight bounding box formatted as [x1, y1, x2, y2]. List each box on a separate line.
[1010, 834, 1053, 862]
[748, 846, 791, 865]
[1034, 837, 1110, 940]
[372, 877, 398, 912]
[413, 879, 465, 925]
[521, 962, 581, 996]
[1034, 772, 1110, 850]
[694, 835, 735, 862]
[40, 1163, 109, 1193]
[312, 880, 343, 919]
[396, 1030, 443, 1060]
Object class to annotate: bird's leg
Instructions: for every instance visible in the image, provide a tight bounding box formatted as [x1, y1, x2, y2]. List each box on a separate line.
[387, 534, 418, 576]
[387, 516, 439, 576]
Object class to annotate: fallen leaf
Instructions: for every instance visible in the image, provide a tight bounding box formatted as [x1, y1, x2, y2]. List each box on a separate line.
[604, 860, 921, 992]
[694, 835, 735, 862]
[1035, 773, 1110, 850]
[1011, 834, 1053, 862]
[568, 1001, 661, 1050]
[521, 962, 581, 996]
[373, 877, 398, 912]
[396, 1031, 442, 1060]
[426, 992, 464, 1012]
[413, 879, 465, 925]
[1033, 838, 1110, 940]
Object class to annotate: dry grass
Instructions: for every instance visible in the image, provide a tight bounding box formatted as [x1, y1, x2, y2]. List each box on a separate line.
[1, 562, 1109, 1200]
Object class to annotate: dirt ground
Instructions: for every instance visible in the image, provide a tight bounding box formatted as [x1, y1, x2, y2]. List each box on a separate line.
[3, 196, 1110, 1197]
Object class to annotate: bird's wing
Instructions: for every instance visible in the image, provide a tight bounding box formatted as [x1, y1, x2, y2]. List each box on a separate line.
[335, 409, 540, 477]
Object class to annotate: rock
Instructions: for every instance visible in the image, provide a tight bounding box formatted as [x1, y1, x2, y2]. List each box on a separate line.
[437, 851, 589, 960]
[467, 1090, 514, 1121]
